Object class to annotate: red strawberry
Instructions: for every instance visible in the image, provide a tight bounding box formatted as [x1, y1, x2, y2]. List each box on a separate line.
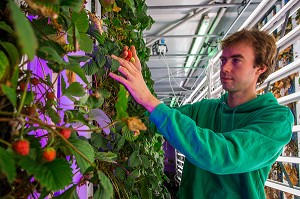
[125, 49, 132, 61]
[19, 81, 27, 91]
[30, 78, 40, 86]
[59, 128, 71, 139]
[42, 148, 56, 162]
[46, 92, 55, 100]
[12, 140, 30, 156]
[26, 106, 36, 117]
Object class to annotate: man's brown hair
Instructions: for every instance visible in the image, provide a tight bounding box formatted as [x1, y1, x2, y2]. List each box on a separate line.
[220, 29, 277, 85]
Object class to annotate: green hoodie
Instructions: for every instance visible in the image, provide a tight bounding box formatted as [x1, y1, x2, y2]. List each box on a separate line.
[149, 92, 293, 199]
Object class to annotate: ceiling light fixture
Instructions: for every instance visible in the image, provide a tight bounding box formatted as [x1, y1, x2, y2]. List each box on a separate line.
[184, 16, 210, 74]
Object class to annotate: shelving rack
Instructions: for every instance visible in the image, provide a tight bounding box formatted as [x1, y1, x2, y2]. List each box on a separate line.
[175, 0, 300, 197]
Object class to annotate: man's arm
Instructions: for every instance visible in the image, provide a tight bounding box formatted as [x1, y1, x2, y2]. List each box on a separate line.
[109, 45, 161, 112]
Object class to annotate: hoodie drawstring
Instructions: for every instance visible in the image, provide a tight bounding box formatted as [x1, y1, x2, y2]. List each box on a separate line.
[221, 102, 237, 132]
[231, 108, 237, 130]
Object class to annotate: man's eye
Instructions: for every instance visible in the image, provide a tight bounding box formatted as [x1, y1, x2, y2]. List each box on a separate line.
[233, 58, 241, 64]
[220, 59, 226, 65]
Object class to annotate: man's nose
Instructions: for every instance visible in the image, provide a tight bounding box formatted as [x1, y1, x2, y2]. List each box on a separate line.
[221, 61, 231, 73]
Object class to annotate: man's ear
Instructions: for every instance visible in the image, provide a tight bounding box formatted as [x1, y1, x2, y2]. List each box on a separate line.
[255, 65, 267, 75]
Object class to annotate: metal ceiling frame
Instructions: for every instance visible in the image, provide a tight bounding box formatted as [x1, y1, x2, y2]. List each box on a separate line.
[146, 0, 276, 106]
[145, 1, 215, 47]
[147, 2, 256, 10]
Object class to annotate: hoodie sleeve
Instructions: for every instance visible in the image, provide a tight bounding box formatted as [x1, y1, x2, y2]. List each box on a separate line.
[149, 103, 294, 175]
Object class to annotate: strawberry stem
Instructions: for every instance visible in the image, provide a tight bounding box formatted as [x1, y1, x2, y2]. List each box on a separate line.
[0, 138, 12, 147]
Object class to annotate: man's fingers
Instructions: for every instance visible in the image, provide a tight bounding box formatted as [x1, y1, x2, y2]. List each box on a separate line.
[123, 46, 129, 51]
[109, 72, 127, 84]
[120, 50, 128, 59]
[130, 45, 137, 57]
[112, 55, 136, 74]
[130, 45, 141, 70]
[111, 54, 127, 66]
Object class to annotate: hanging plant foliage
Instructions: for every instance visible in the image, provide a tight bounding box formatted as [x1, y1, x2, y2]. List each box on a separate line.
[0, 0, 170, 198]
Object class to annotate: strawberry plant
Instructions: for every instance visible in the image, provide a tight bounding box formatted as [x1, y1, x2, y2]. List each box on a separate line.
[0, 0, 169, 198]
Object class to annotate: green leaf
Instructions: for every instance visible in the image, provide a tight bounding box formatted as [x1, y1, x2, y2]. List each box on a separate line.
[8, 0, 38, 60]
[72, 10, 89, 33]
[53, 185, 79, 199]
[82, 61, 98, 76]
[115, 85, 128, 120]
[130, 169, 140, 178]
[128, 151, 141, 168]
[19, 157, 73, 191]
[0, 50, 9, 81]
[78, 33, 93, 53]
[11, 65, 19, 89]
[0, 41, 19, 67]
[37, 46, 65, 65]
[65, 60, 89, 84]
[1, 85, 16, 107]
[78, 94, 89, 105]
[46, 107, 61, 124]
[68, 136, 94, 173]
[61, 75, 67, 94]
[23, 91, 34, 105]
[68, 55, 91, 63]
[39, 39, 66, 57]
[39, 188, 51, 199]
[95, 151, 117, 163]
[111, 59, 120, 72]
[88, 27, 106, 45]
[63, 110, 88, 125]
[60, 0, 84, 13]
[105, 40, 120, 55]
[122, 126, 137, 141]
[90, 133, 108, 150]
[0, 21, 17, 37]
[93, 170, 113, 199]
[86, 95, 104, 109]
[95, 54, 106, 68]
[62, 82, 85, 98]
[140, 155, 149, 169]
[116, 135, 125, 151]
[112, 18, 121, 27]
[115, 167, 126, 181]
[31, 18, 57, 35]
[0, 148, 16, 183]
[100, 89, 111, 98]
[140, 178, 150, 199]
[124, 0, 136, 15]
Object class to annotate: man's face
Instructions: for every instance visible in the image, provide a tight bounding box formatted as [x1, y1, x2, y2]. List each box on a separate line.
[219, 42, 263, 94]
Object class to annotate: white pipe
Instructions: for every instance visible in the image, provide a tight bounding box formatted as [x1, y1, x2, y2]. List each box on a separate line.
[192, 87, 208, 103]
[246, 0, 278, 28]
[265, 180, 300, 196]
[277, 25, 300, 52]
[256, 58, 300, 91]
[277, 90, 300, 105]
[183, 76, 207, 104]
[260, 0, 299, 32]
[239, 0, 271, 30]
[277, 156, 300, 164]
[267, 1, 300, 33]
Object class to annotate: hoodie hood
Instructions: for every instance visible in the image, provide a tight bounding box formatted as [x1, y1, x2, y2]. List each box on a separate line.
[219, 92, 279, 132]
[220, 92, 278, 112]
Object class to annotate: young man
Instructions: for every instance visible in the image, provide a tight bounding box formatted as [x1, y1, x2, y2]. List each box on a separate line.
[109, 29, 294, 198]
